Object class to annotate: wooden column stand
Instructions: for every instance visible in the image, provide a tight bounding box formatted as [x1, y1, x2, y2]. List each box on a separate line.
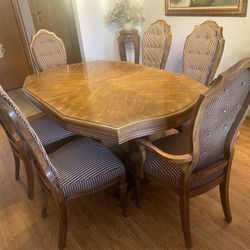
[118, 29, 140, 64]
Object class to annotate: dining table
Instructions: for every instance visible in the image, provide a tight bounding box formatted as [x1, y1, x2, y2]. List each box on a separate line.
[23, 60, 207, 144]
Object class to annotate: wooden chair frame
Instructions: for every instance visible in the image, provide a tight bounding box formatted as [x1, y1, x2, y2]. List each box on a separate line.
[183, 20, 225, 86]
[0, 96, 128, 250]
[142, 19, 172, 69]
[133, 58, 250, 248]
[0, 111, 77, 199]
[0, 116, 34, 198]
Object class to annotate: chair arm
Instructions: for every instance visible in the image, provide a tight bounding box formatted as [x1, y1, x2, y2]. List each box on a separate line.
[135, 138, 192, 163]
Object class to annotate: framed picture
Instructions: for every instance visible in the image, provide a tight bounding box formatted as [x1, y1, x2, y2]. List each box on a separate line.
[165, 0, 248, 16]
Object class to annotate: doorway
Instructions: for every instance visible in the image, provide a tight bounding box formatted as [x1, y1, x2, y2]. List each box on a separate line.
[27, 0, 83, 64]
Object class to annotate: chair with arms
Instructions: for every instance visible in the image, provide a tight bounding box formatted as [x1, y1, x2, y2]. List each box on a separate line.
[183, 20, 225, 86]
[0, 86, 128, 249]
[132, 58, 250, 248]
[142, 20, 172, 69]
[30, 29, 67, 71]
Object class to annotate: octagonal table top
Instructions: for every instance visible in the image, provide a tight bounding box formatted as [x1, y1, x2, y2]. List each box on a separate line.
[23, 60, 206, 144]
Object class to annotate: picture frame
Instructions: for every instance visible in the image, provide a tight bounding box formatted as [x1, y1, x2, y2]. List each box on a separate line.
[165, 0, 248, 16]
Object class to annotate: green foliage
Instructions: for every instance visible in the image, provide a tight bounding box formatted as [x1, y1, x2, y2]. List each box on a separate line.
[104, 0, 144, 27]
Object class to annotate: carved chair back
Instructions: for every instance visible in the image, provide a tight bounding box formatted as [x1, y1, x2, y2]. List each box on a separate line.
[30, 29, 67, 72]
[183, 20, 225, 86]
[191, 58, 250, 174]
[142, 20, 172, 69]
[0, 86, 60, 194]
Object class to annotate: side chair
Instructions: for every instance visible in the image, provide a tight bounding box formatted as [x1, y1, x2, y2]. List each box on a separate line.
[30, 29, 67, 72]
[183, 20, 225, 86]
[0, 86, 128, 249]
[0, 109, 76, 199]
[142, 19, 172, 69]
[131, 58, 250, 248]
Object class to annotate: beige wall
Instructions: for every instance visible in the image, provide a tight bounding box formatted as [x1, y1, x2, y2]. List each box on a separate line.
[74, 0, 142, 61]
[74, 0, 120, 61]
[142, 0, 250, 75]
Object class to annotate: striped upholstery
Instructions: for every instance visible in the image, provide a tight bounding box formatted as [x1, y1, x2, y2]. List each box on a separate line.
[50, 138, 125, 197]
[0, 86, 125, 198]
[183, 20, 224, 86]
[30, 29, 67, 72]
[142, 20, 172, 69]
[132, 132, 223, 189]
[31, 116, 74, 149]
[196, 68, 250, 172]
[0, 86, 58, 179]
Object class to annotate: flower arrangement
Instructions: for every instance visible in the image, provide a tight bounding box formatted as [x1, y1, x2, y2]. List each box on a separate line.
[104, 0, 144, 28]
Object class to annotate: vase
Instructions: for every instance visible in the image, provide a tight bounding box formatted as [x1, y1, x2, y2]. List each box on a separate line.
[122, 22, 134, 31]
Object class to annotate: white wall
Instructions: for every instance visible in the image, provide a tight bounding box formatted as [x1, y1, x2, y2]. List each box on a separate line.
[74, 0, 120, 61]
[74, 0, 250, 73]
[74, 0, 143, 61]
[142, 0, 250, 75]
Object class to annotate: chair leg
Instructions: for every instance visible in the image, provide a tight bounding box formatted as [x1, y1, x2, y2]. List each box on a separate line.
[179, 195, 192, 249]
[13, 153, 20, 180]
[134, 178, 142, 208]
[22, 157, 34, 199]
[41, 187, 49, 218]
[220, 180, 232, 222]
[119, 179, 128, 217]
[56, 202, 68, 250]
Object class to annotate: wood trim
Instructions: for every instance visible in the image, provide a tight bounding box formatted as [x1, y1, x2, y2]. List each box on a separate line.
[165, 0, 247, 16]
[11, 0, 34, 74]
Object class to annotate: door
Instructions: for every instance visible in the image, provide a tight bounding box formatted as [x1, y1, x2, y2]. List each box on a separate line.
[0, 0, 32, 90]
[28, 0, 82, 64]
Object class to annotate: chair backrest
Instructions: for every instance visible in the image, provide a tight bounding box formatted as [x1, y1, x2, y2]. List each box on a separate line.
[30, 29, 67, 72]
[0, 86, 59, 186]
[191, 58, 250, 173]
[183, 20, 225, 86]
[142, 20, 172, 69]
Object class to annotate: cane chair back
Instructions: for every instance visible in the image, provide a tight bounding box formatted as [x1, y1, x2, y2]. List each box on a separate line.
[142, 20, 172, 69]
[30, 29, 67, 72]
[183, 20, 224, 86]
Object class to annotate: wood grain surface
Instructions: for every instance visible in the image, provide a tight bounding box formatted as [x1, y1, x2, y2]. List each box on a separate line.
[23, 61, 206, 143]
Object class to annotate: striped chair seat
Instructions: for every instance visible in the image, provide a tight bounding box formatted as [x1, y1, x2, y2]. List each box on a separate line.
[31, 116, 75, 149]
[50, 138, 126, 198]
[132, 132, 222, 189]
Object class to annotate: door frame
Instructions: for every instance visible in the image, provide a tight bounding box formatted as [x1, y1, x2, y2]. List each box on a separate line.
[11, 0, 35, 73]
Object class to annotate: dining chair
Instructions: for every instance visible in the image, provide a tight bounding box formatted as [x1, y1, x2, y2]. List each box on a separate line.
[183, 20, 225, 86]
[30, 29, 67, 71]
[0, 86, 128, 249]
[0, 92, 77, 199]
[142, 20, 172, 69]
[131, 58, 250, 248]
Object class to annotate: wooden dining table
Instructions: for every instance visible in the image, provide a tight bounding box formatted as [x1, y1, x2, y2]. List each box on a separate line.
[23, 60, 207, 144]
